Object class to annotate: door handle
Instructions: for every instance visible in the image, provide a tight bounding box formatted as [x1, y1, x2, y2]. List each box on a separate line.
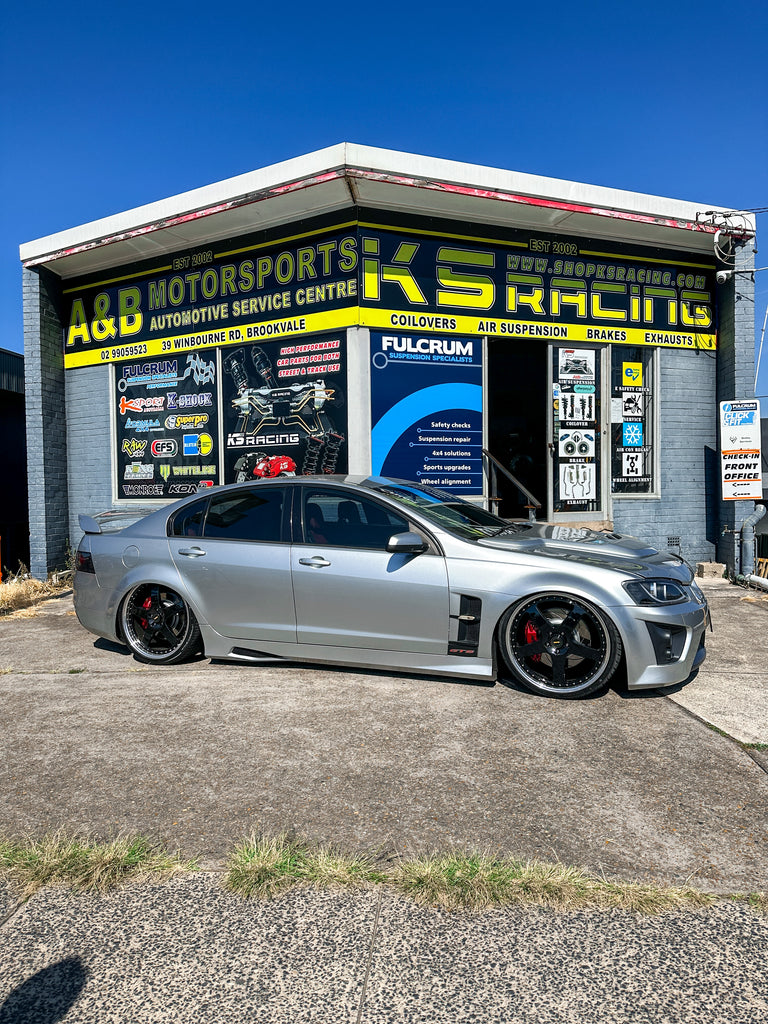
[178, 546, 206, 557]
[298, 556, 331, 568]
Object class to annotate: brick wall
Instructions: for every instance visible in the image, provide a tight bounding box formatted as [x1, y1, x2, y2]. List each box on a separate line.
[613, 246, 756, 570]
[23, 267, 69, 579]
[65, 365, 113, 545]
[612, 347, 718, 564]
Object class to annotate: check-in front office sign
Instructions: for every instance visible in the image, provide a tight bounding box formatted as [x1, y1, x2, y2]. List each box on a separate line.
[720, 400, 762, 500]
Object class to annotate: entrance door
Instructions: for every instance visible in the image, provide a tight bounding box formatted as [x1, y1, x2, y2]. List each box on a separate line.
[486, 339, 548, 519]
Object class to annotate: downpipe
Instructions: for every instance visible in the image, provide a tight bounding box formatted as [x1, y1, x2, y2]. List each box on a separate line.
[740, 503, 766, 577]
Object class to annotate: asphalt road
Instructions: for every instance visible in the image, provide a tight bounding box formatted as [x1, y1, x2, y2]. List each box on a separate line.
[0, 577, 767, 1021]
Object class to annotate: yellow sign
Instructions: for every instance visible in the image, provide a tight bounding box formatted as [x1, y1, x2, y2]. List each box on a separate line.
[622, 362, 643, 387]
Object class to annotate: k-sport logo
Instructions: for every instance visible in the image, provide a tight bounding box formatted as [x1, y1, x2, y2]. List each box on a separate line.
[120, 395, 165, 415]
[151, 438, 178, 458]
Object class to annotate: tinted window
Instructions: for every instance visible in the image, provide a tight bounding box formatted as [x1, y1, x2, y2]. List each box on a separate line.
[302, 489, 409, 549]
[203, 488, 285, 542]
[169, 497, 209, 537]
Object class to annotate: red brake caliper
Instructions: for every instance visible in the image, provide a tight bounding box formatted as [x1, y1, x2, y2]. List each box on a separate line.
[140, 595, 152, 630]
[524, 619, 541, 662]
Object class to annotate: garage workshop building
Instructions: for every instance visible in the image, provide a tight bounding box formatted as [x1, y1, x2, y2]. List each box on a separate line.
[20, 144, 757, 577]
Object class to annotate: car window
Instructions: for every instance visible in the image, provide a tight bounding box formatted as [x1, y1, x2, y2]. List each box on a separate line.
[203, 488, 285, 542]
[302, 489, 409, 549]
[169, 496, 209, 537]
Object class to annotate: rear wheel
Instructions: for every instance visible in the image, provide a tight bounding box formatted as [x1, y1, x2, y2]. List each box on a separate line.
[499, 593, 621, 698]
[120, 584, 201, 664]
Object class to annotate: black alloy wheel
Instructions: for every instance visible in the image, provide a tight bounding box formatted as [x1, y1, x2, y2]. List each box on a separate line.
[499, 593, 622, 698]
[121, 584, 201, 665]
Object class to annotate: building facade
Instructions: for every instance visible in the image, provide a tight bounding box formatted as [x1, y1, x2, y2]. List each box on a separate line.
[20, 145, 756, 577]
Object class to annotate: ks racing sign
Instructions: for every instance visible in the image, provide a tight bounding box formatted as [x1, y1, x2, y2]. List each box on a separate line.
[63, 221, 717, 368]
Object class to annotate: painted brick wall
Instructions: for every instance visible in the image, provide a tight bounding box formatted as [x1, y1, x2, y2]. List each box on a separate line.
[613, 347, 719, 564]
[23, 268, 69, 578]
[613, 248, 757, 570]
[65, 365, 113, 546]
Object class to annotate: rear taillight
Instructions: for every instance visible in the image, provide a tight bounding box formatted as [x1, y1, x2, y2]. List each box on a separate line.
[76, 550, 95, 574]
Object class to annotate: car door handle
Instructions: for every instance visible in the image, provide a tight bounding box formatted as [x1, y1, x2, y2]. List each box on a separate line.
[178, 546, 206, 557]
[298, 556, 331, 568]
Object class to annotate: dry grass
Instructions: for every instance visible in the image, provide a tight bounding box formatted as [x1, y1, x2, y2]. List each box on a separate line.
[0, 832, 194, 897]
[224, 833, 382, 899]
[0, 568, 72, 617]
[387, 853, 714, 914]
[223, 836, 715, 914]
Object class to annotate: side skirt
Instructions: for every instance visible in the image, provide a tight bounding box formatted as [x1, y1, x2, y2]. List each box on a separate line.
[199, 625, 495, 681]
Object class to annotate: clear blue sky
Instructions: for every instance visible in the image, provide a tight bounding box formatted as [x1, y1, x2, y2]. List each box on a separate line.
[2, 0, 766, 393]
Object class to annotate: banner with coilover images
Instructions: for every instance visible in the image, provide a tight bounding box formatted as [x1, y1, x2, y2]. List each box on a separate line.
[115, 351, 220, 500]
[221, 334, 348, 483]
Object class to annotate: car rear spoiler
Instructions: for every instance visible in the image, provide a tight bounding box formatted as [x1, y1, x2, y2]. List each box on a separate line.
[78, 514, 102, 535]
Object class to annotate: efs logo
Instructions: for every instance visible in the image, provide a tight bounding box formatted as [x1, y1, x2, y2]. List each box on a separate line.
[151, 438, 178, 458]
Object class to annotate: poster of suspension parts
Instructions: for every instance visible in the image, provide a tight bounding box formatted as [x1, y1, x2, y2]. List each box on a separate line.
[222, 333, 347, 483]
[115, 351, 220, 500]
[553, 347, 600, 513]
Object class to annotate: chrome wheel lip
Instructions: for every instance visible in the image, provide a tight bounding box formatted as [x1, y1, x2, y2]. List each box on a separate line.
[122, 584, 191, 661]
[506, 595, 610, 693]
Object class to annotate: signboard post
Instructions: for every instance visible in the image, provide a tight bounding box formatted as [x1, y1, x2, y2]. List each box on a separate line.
[719, 400, 762, 501]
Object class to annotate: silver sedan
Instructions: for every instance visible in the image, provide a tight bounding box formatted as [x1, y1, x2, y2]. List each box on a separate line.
[74, 477, 708, 699]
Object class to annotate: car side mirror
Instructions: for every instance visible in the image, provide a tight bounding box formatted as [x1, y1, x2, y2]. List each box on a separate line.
[386, 531, 428, 554]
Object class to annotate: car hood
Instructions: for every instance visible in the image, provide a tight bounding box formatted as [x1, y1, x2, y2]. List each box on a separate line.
[476, 524, 693, 580]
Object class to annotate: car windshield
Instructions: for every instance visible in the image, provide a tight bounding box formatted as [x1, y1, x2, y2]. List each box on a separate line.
[373, 482, 522, 541]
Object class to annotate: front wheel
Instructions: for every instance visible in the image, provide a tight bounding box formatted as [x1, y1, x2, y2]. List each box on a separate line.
[120, 584, 201, 665]
[498, 593, 622, 699]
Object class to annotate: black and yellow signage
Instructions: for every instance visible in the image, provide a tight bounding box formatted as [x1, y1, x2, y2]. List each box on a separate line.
[63, 220, 717, 368]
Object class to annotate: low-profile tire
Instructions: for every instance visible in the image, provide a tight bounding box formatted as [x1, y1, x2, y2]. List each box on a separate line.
[498, 593, 622, 699]
[120, 583, 201, 665]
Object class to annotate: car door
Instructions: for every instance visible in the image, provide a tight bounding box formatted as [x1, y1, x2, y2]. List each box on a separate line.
[291, 486, 449, 654]
[169, 486, 297, 642]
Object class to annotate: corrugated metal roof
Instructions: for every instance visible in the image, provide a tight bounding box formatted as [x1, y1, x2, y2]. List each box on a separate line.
[0, 349, 24, 394]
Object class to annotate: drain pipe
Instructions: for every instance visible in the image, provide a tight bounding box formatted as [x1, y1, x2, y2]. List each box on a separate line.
[739, 503, 767, 584]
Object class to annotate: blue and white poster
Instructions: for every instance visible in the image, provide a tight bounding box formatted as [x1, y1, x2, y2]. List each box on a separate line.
[370, 332, 483, 493]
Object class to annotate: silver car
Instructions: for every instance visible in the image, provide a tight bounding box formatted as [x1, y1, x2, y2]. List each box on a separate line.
[74, 477, 708, 699]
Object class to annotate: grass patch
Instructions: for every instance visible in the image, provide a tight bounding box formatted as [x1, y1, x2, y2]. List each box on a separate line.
[224, 836, 715, 914]
[0, 567, 71, 617]
[0, 832, 194, 897]
[387, 852, 714, 914]
[747, 892, 768, 913]
[224, 833, 382, 899]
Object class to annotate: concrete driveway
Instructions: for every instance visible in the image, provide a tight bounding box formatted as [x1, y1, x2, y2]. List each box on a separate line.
[0, 577, 766, 891]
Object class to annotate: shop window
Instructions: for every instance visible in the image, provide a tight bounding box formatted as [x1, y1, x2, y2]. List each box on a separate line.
[610, 348, 656, 495]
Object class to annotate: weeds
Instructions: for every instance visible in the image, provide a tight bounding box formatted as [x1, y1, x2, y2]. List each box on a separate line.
[386, 852, 713, 913]
[0, 566, 71, 616]
[0, 832, 194, 897]
[0, 831, 755, 915]
[224, 833, 381, 899]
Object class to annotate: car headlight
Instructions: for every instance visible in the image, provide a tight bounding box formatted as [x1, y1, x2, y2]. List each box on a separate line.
[623, 579, 688, 605]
